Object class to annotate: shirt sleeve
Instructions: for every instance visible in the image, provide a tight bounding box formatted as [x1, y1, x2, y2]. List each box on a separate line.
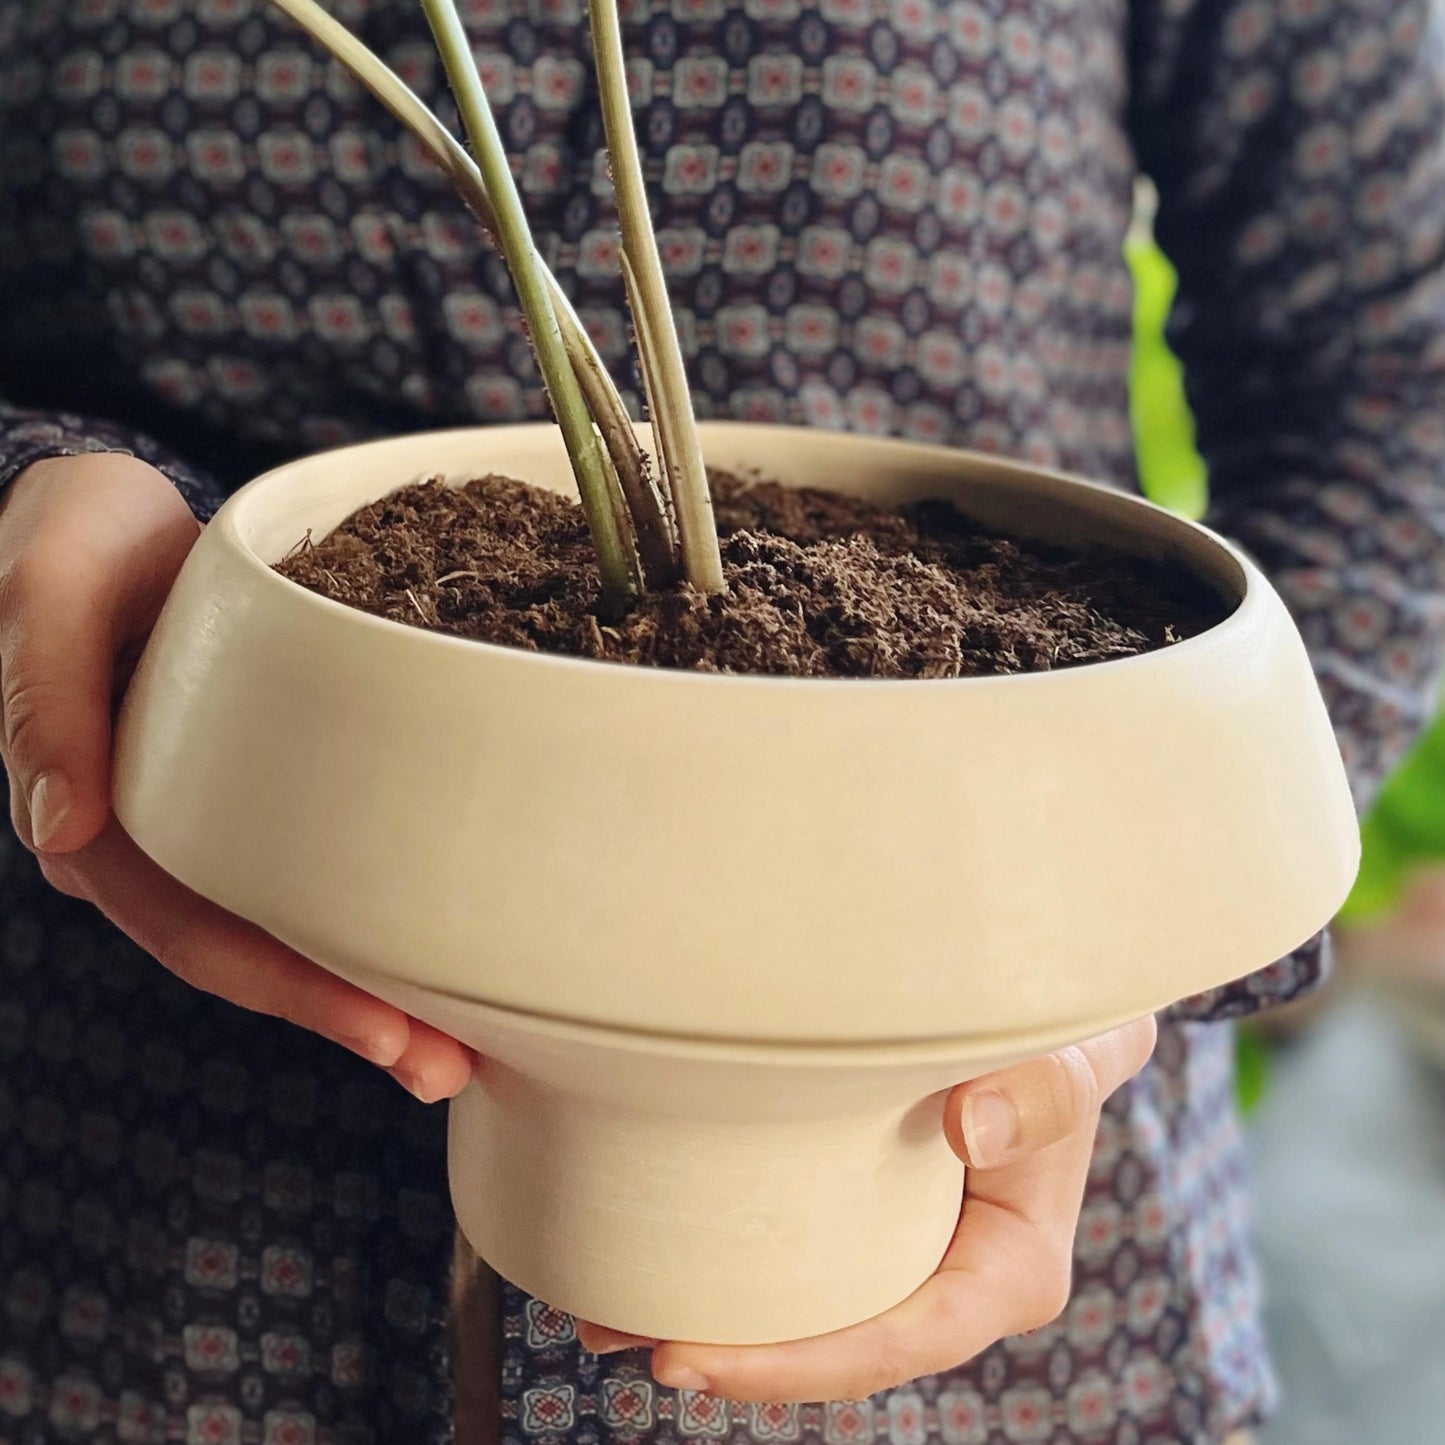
[0, 400, 225, 520]
[1128, 0, 1445, 1021]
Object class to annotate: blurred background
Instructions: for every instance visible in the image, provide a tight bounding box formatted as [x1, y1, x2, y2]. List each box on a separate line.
[1127, 180, 1445, 1445]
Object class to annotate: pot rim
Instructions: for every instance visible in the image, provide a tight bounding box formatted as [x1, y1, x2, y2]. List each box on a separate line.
[227, 422, 1252, 692]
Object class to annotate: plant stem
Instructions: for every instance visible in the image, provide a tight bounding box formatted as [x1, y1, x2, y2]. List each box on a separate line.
[587, 0, 725, 594]
[271, 0, 636, 601]
[266, 0, 678, 580]
[566, 323, 679, 586]
[420, 0, 641, 603]
[268, 0, 683, 588]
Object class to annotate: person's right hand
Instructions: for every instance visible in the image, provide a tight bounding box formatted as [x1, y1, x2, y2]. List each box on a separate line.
[0, 452, 474, 1102]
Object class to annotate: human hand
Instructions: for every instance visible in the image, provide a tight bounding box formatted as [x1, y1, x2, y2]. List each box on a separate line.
[0, 453, 474, 1102]
[576, 1015, 1158, 1402]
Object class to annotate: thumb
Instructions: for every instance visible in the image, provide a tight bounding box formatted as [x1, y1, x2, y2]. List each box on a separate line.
[0, 453, 199, 856]
[0, 558, 116, 854]
[943, 1014, 1159, 1169]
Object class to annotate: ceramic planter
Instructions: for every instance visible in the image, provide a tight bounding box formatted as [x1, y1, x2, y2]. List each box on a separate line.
[113, 423, 1358, 1344]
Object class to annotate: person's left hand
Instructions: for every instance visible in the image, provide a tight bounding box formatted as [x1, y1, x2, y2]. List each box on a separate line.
[575, 1015, 1158, 1403]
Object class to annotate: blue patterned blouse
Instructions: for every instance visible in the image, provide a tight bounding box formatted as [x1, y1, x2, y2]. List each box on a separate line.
[0, 0, 1442, 1442]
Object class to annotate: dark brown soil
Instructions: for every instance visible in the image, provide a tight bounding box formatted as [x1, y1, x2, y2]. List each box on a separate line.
[275, 473, 1226, 678]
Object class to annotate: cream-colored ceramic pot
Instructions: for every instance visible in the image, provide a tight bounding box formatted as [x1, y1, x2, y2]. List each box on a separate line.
[113, 423, 1358, 1343]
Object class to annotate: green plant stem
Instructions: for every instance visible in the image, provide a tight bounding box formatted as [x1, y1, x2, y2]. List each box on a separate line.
[570, 323, 679, 586]
[588, 0, 724, 594]
[420, 0, 640, 603]
[266, 0, 662, 575]
[274, 0, 639, 603]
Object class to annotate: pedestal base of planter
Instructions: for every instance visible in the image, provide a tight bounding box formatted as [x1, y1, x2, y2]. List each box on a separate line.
[448, 1066, 961, 1345]
[330, 963, 1148, 1344]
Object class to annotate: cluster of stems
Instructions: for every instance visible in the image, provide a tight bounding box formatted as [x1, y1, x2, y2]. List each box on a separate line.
[268, 0, 725, 608]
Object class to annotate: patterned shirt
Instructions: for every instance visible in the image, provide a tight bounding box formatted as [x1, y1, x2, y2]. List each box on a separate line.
[0, 0, 1442, 1442]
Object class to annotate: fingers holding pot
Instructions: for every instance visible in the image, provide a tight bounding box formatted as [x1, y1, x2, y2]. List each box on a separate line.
[0, 453, 200, 855]
[944, 1014, 1159, 1169]
[603, 1017, 1158, 1403]
[640, 1112, 1102, 1403]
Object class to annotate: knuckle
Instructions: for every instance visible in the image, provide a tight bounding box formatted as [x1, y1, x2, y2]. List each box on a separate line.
[919, 1275, 987, 1372]
[846, 1329, 920, 1399]
[37, 851, 85, 900]
[0, 541, 75, 610]
[928, 1252, 1072, 1359]
[152, 920, 258, 1017]
[1126, 1014, 1159, 1072]
[1041, 1047, 1099, 1134]
[2, 674, 61, 764]
[151, 930, 201, 990]
[1088, 1015, 1160, 1105]
[1038, 1268, 1075, 1329]
[1019, 1255, 1074, 1333]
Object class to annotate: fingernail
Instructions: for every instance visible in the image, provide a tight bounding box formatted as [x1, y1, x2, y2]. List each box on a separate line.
[960, 1090, 1018, 1168]
[29, 772, 71, 852]
[654, 1363, 709, 1392]
[391, 1065, 439, 1103]
[338, 1034, 406, 1069]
